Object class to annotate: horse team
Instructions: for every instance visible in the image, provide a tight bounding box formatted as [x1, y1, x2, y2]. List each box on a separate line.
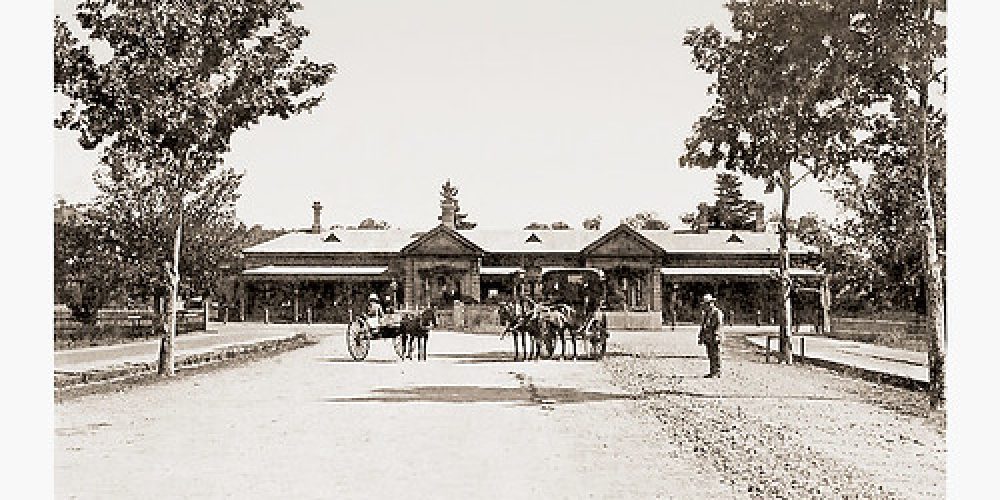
[498, 297, 606, 361]
[365, 298, 606, 362]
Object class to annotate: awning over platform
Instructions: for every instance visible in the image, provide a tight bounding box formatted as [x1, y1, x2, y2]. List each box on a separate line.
[660, 267, 823, 277]
[243, 265, 389, 276]
[541, 267, 605, 277]
[479, 266, 525, 276]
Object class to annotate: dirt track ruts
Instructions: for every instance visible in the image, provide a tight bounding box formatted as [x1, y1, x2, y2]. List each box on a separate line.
[56, 328, 743, 499]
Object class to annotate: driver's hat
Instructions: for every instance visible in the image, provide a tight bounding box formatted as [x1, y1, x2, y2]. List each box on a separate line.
[369, 293, 379, 301]
[702, 293, 716, 303]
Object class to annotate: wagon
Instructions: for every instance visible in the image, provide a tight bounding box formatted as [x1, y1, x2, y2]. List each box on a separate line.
[539, 268, 610, 360]
[344, 311, 411, 361]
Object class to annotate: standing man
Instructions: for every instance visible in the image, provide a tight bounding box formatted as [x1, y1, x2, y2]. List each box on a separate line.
[698, 294, 725, 378]
[667, 284, 679, 331]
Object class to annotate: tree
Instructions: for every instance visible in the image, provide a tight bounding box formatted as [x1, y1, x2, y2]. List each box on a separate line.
[622, 211, 670, 231]
[830, 111, 945, 313]
[524, 222, 551, 230]
[550, 221, 571, 230]
[90, 164, 246, 322]
[681, 172, 761, 230]
[54, 201, 124, 322]
[841, 0, 947, 407]
[355, 218, 392, 230]
[712, 172, 756, 229]
[55, 0, 336, 376]
[582, 215, 602, 230]
[680, 0, 867, 363]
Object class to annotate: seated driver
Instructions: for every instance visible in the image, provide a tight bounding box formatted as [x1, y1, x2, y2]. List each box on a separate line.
[366, 293, 384, 329]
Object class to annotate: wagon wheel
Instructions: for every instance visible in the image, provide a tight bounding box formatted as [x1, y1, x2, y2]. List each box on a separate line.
[346, 319, 371, 361]
[392, 332, 407, 360]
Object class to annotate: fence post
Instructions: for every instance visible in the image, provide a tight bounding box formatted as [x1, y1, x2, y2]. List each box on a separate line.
[203, 299, 210, 332]
[307, 308, 313, 325]
[224, 307, 229, 324]
[765, 335, 772, 363]
[265, 308, 270, 324]
[800, 337, 806, 363]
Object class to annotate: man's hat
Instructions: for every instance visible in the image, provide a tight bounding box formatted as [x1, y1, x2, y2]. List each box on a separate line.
[369, 293, 379, 301]
[702, 294, 716, 303]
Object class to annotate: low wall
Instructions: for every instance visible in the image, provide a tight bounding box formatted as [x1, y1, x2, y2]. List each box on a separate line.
[54, 333, 314, 400]
[602, 311, 662, 330]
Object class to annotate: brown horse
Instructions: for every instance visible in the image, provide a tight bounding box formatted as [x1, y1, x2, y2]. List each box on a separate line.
[399, 307, 436, 361]
[534, 303, 576, 359]
[499, 301, 537, 361]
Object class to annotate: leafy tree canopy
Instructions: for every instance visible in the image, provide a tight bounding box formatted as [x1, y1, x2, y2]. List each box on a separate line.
[681, 172, 762, 230]
[582, 215, 602, 230]
[622, 212, 670, 231]
[353, 218, 392, 230]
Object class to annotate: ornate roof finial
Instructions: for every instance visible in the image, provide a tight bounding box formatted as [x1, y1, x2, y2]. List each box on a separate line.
[440, 179, 459, 203]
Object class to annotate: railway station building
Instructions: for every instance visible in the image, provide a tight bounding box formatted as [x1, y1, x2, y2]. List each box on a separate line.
[238, 193, 827, 330]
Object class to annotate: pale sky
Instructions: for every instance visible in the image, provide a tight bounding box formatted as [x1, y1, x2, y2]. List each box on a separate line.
[54, 0, 843, 230]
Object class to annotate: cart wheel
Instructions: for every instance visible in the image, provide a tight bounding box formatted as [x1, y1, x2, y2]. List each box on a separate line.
[393, 334, 407, 360]
[346, 320, 371, 361]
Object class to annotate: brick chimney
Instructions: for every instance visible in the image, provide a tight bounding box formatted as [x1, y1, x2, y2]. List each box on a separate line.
[440, 199, 456, 229]
[311, 201, 323, 234]
[752, 203, 765, 232]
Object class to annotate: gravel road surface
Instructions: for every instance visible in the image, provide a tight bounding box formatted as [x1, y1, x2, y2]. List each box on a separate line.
[55, 326, 944, 499]
[56, 328, 742, 499]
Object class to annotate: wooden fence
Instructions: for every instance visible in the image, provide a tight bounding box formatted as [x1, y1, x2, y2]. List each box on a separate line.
[828, 314, 928, 351]
[55, 307, 208, 347]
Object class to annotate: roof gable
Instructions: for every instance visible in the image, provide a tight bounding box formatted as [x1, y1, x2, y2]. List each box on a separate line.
[401, 225, 484, 256]
[582, 224, 664, 257]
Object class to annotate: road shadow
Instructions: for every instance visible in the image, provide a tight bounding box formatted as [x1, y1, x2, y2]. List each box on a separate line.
[317, 357, 398, 364]
[427, 351, 518, 364]
[323, 385, 630, 406]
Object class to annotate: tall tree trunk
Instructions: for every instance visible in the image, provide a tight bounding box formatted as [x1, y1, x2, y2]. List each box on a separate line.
[917, 51, 945, 411]
[778, 165, 794, 364]
[158, 210, 184, 376]
[914, 0, 945, 410]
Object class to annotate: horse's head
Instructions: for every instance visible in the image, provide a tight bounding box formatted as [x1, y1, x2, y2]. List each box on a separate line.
[419, 307, 437, 329]
[498, 302, 517, 324]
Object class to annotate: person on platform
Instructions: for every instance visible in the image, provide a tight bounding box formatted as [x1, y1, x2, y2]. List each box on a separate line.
[366, 293, 384, 329]
[698, 293, 725, 378]
[667, 284, 679, 331]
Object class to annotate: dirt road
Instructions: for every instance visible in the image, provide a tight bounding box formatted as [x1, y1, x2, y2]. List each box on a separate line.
[55, 328, 742, 499]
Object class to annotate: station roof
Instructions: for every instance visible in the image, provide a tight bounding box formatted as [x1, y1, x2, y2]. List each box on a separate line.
[640, 230, 816, 254]
[243, 226, 817, 256]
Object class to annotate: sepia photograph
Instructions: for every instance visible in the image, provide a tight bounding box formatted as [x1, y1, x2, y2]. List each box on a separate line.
[13, 0, 987, 497]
